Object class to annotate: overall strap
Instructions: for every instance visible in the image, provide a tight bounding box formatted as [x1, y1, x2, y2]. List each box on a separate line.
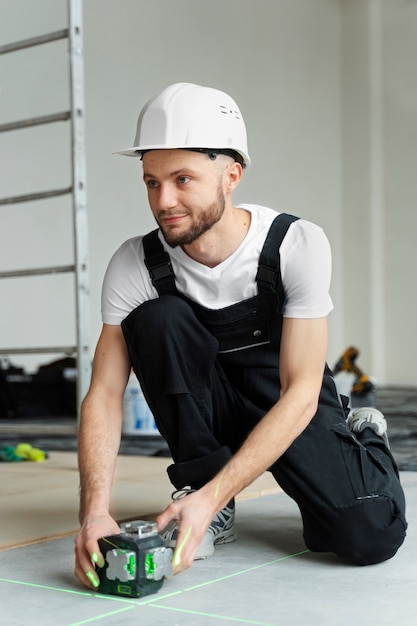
[143, 229, 177, 295]
[143, 213, 300, 304]
[256, 213, 299, 313]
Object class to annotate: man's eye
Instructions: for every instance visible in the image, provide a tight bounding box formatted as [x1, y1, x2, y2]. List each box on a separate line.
[146, 180, 159, 189]
[178, 176, 190, 185]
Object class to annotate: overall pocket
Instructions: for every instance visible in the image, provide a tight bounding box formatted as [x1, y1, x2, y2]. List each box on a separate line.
[333, 422, 389, 500]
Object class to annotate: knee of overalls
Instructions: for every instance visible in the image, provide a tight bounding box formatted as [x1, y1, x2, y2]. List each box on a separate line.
[123, 294, 215, 351]
[122, 294, 219, 379]
[125, 295, 193, 332]
[304, 495, 407, 565]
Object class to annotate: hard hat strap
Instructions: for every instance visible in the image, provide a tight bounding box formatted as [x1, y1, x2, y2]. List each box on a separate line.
[188, 148, 245, 167]
[139, 147, 245, 168]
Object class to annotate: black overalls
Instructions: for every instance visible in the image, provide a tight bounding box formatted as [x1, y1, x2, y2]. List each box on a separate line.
[121, 213, 407, 565]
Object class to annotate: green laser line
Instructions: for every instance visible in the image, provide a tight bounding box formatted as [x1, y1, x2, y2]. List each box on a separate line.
[144, 551, 310, 625]
[150, 603, 278, 626]
[172, 525, 193, 568]
[131, 588, 185, 605]
[0, 548, 308, 602]
[133, 548, 310, 606]
[101, 536, 119, 549]
[0, 575, 176, 606]
[0, 577, 92, 596]
[0, 548, 310, 624]
[68, 605, 134, 626]
[86, 571, 99, 588]
[182, 548, 310, 592]
[0, 577, 141, 605]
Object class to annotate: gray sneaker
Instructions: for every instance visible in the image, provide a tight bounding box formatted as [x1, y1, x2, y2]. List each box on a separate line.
[347, 407, 390, 447]
[161, 488, 236, 559]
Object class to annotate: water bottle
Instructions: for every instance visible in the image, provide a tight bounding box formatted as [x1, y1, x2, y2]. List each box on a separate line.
[122, 373, 159, 436]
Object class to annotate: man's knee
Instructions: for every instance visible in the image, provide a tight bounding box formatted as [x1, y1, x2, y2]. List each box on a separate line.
[122, 295, 219, 389]
[304, 496, 407, 565]
[125, 295, 192, 334]
[337, 514, 406, 566]
[122, 295, 211, 355]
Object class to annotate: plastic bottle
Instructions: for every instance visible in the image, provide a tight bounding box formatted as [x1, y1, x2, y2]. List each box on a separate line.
[122, 373, 159, 436]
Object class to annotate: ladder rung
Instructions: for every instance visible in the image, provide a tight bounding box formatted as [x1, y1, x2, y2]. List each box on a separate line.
[0, 265, 75, 279]
[0, 112, 71, 133]
[0, 29, 69, 55]
[0, 346, 76, 356]
[0, 187, 72, 205]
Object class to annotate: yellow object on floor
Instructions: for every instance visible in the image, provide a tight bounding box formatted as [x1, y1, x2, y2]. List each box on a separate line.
[0, 443, 48, 463]
[14, 443, 48, 462]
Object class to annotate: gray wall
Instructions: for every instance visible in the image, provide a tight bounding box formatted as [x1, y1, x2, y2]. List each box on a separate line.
[0, 0, 415, 386]
[341, 0, 417, 384]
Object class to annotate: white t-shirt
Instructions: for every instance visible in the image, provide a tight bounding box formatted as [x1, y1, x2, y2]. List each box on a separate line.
[101, 204, 333, 325]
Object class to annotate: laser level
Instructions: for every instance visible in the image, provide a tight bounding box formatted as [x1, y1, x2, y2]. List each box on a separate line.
[97, 520, 172, 598]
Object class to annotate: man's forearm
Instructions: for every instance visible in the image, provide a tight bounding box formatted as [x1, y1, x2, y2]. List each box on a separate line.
[203, 385, 318, 509]
[78, 393, 123, 523]
[156, 385, 320, 574]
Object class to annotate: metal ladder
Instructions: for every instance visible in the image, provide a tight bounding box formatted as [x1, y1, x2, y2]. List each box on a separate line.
[0, 0, 90, 416]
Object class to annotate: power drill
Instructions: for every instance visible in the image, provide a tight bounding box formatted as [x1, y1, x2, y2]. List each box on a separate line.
[97, 520, 173, 598]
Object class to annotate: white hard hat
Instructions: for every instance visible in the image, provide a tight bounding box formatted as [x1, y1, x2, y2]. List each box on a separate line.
[115, 82, 250, 168]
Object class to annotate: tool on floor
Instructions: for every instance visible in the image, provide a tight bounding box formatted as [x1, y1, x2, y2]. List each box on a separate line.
[333, 346, 376, 407]
[97, 520, 173, 598]
[0, 443, 48, 462]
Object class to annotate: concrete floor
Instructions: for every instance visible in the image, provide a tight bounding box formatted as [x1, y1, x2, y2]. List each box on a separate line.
[1, 471, 415, 626]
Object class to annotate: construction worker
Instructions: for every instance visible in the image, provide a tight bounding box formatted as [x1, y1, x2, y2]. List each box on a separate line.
[75, 82, 406, 590]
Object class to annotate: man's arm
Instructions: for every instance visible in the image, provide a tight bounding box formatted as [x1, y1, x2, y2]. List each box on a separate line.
[75, 323, 131, 589]
[156, 316, 329, 573]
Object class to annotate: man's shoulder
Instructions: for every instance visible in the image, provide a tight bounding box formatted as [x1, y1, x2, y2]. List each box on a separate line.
[237, 203, 277, 221]
[104, 235, 147, 279]
[111, 235, 144, 260]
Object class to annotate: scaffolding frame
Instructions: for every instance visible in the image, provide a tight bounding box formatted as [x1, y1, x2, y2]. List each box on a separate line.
[0, 0, 90, 416]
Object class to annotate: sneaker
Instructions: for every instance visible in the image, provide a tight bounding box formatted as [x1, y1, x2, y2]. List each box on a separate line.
[347, 407, 389, 447]
[161, 488, 236, 559]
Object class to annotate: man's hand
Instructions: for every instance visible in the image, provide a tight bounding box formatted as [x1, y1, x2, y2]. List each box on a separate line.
[156, 490, 217, 575]
[74, 512, 120, 590]
[75, 324, 130, 590]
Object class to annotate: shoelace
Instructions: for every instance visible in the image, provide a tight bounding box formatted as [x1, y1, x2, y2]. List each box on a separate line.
[172, 487, 235, 515]
[171, 487, 196, 501]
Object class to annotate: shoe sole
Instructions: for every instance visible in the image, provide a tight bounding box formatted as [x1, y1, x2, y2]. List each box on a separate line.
[164, 530, 237, 560]
[195, 531, 237, 560]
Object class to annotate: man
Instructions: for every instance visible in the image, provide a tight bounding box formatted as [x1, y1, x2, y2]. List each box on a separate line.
[75, 82, 406, 589]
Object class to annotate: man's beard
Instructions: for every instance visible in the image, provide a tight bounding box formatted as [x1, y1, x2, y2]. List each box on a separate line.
[158, 185, 226, 248]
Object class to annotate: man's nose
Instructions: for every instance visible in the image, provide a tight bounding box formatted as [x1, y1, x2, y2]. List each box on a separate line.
[157, 183, 178, 209]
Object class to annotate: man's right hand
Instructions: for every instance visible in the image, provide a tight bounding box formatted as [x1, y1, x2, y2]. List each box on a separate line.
[75, 324, 131, 590]
[74, 512, 120, 590]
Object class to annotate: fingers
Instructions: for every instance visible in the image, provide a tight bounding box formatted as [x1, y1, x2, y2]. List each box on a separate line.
[157, 494, 215, 575]
[75, 535, 103, 590]
[172, 524, 196, 574]
[155, 505, 177, 534]
[91, 550, 106, 568]
[75, 564, 100, 590]
[74, 547, 101, 590]
[74, 515, 119, 590]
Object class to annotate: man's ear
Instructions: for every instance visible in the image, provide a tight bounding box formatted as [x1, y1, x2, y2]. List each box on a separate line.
[224, 161, 243, 194]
